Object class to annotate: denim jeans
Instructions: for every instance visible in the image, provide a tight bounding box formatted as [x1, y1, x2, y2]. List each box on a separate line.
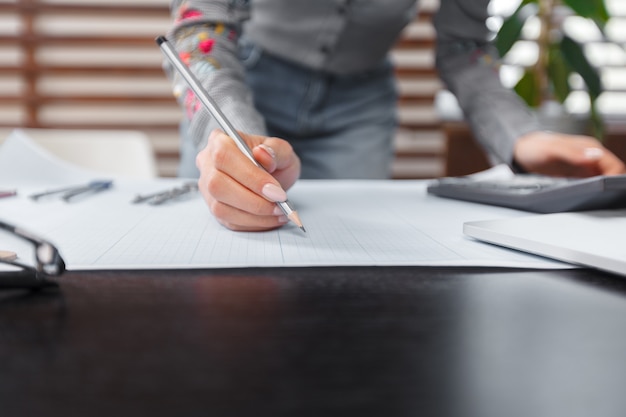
[241, 41, 397, 179]
[179, 41, 398, 180]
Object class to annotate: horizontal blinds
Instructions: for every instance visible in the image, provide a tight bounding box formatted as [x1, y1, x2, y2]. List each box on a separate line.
[2, 0, 623, 178]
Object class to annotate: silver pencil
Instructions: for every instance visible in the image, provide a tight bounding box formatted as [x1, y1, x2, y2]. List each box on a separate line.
[157, 35, 305, 232]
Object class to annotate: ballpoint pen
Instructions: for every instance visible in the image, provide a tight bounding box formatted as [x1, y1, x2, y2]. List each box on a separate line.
[156, 35, 306, 233]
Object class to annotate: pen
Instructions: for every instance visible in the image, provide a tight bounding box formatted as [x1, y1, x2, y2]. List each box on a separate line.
[60, 180, 112, 202]
[29, 180, 113, 202]
[156, 35, 306, 233]
[132, 181, 197, 205]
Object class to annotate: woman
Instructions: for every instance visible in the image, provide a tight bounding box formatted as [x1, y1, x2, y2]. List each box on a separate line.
[165, 0, 625, 231]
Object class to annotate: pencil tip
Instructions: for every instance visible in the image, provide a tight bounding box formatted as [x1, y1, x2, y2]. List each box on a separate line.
[287, 211, 306, 233]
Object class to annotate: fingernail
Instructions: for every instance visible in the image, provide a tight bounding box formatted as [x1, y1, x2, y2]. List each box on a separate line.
[273, 206, 284, 216]
[584, 147, 603, 160]
[262, 183, 287, 202]
[256, 143, 276, 159]
[277, 215, 288, 224]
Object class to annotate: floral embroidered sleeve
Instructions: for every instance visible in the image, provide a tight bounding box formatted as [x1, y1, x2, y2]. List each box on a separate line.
[166, 0, 266, 153]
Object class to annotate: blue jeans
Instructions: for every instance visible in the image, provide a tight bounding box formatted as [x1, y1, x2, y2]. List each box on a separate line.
[179, 42, 398, 180]
[241, 42, 397, 179]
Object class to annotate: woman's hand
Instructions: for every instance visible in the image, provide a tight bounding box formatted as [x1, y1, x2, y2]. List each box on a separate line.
[196, 129, 301, 231]
[513, 131, 626, 177]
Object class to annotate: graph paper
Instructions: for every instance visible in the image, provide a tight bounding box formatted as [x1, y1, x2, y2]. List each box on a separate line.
[0, 129, 571, 270]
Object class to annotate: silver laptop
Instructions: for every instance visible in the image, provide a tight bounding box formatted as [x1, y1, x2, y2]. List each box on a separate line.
[464, 209, 626, 277]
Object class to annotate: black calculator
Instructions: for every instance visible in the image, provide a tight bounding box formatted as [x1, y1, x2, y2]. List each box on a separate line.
[426, 174, 626, 213]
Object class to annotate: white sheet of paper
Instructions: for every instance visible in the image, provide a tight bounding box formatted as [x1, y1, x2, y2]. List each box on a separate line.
[0, 129, 571, 270]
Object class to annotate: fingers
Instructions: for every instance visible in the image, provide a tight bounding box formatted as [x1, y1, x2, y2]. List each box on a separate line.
[550, 136, 626, 176]
[197, 160, 288, 231]
[544, 137, 603, 177]
[514, 132, 626, 177]
[252, 136, 301, 188]
[592, 146, 626, 175]
[196, 129, 300, 231]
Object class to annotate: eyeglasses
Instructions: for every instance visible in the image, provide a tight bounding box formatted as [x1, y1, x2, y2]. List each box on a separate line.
[0, 219, 65, 289]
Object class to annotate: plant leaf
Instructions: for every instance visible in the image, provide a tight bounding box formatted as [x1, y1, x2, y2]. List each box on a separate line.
[589, 99, 605, 140]
[495, 1, 538, 57]
[514, 69, 540, 108]
[495, 2, 533, 57]
[559, 35, 603, 100]
[547, 44, 572, 104]
[562, 0, 610, 31]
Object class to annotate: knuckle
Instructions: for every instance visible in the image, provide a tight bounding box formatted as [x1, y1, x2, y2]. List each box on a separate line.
[195, 149, 206, 169]
[218, 219, 237, 231]
[211, 145, 230, 170]
[204, 171, 225, 199]
[250, 197, 274, 215]
[210, 200, 228, 218]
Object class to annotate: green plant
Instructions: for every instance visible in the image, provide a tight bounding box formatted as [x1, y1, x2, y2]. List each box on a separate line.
[495, 0, 610, 137]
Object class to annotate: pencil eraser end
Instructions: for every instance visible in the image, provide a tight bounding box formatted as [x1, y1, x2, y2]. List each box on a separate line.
[156, 36, 167, 46]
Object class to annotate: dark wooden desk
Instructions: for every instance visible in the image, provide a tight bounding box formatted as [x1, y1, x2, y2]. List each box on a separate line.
[2, 267, 626, 417]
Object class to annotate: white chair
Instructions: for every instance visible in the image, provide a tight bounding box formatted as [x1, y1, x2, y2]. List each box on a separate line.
[10, 128, 158, 179]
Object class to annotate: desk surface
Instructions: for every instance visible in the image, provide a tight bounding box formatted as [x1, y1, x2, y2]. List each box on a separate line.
[2, 266, 626, 417]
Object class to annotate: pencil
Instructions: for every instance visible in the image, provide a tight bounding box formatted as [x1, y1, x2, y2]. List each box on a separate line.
[156, 35, 305, 232]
